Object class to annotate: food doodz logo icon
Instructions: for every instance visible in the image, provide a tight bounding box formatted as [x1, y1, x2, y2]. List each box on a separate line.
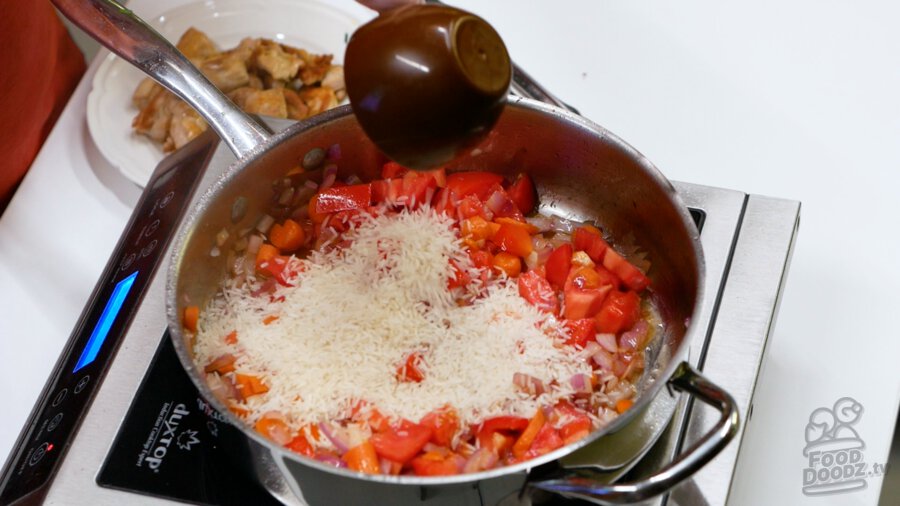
[802, 397, 870, 495]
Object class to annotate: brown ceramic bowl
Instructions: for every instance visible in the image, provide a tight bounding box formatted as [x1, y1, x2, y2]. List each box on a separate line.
[344, 4, 512, 169]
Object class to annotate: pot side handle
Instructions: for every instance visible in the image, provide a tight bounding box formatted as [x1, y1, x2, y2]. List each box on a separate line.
[52, 0, 270, 160]
[530, 362, 740, 504]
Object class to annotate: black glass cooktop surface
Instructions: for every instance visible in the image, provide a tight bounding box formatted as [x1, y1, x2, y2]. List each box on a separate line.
[97, 335, 281, 506]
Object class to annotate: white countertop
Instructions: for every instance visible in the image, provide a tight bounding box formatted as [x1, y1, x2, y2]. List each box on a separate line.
[1, 1, 897, 504]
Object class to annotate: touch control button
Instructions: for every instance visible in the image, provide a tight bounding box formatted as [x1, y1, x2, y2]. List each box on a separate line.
[47, 413, 63, 432]
[51, 388, 68, 407]
[29, 443, 50, 466]
[74, 375, 90, 394]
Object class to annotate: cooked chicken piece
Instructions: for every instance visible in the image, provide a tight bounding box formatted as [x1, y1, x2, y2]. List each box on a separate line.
[132, 78, 159, 109]
[167, 101, 208, 151]
[298, 86, 338, 116]
[200, 51, 250, 92]
[248, 74, 264, 89]
[251, 40, 304, 81]
[263, 75, 287, 89]
[176, 27, 219, 63]
[282, 88, 309, 120]
[132, 28, 342, 151]
[132, 86, 174, 143]
[228, 87, 288, 118]
[229, 37, 259, 64]
[282, 46, 333, 85]
[321, 65, 346, 101]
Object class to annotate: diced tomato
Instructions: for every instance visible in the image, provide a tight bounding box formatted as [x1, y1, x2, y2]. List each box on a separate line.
[397, 352, 425, 383]
[370, 421, 433, 464]
[204, 353, 236, 374]
[545, 244, 572, 289]
[371, 178, 402, 205]
[567, 266, 606, 290]
[430, 187, 456, 215]
[505, 173, 536, 215]
[255, 243, 280, 271]
[255, 416, 292, 445]
[523, 424, 564, 459]
[615, 398, 635, 414]
[445, 171, 505, 200]
[351, 401, 391, 433]
[425, 167, 447, 187]
[595, 290, 641, 334]
[344, 441, 380, 474]
[183, 305, 199, 333]
[512, 409, 545, 459]
[268, 219, 306, 252]
[410, 451, 461, 476]
[461, 216, 500, 242]
[447, 259, 471, 289]
[494, 216, 539, 233]
[234, 374, 269, 399]
[257, 254, 294, 286]
[381, 161, 409, 179]
[517, 271, 559, 315]
[457, 194, 488, 220]
[307, 194, 327, 223]
[594, 265, 621, 290]
[563, 286, 611, 320]
[287, 433, 314, 457]
[400, 171, 438, 208]
[476, 416, 529, 450]
[563, 319, 596, 348]
[554, 402, 593, 444]
[421, 408, 460, 448]
[480, 416, 530, 434]
[602, 248, 651, 292]
[492, 252, 522, 277]
[469, 249, 494, 269]
[573, 226, 609, 262]
[492, 223, 533, 258]
[315, 184, 373, 214]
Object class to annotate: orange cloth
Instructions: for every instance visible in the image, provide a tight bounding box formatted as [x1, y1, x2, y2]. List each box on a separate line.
[0, 2, 86, 211]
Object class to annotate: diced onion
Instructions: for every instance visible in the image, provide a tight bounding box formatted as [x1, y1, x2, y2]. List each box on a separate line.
[592, 349, 615, 371]
[618, 321, 649, 352]
[463, 448, 499, 473]
[579, 341, 602, 361]
[321, 165, 338, 190]
[278, 187, 295, 206]
[246, 234, 263, 257]
[316, 453, 347, 468]
[318, 422, 350, 454]
[326, 143, 342, 161]
[525, 215, 553, 232]
[569, 373, 592, 397]
[485, 190, 516, 217]
[216, 228, 230, 247]
[596, 333, 618, 353]
[513, 372, 545, 396]
[256, 214, 275, 234]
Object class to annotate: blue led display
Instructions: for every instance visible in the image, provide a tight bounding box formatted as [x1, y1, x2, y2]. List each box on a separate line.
[73, 271, 139, 373]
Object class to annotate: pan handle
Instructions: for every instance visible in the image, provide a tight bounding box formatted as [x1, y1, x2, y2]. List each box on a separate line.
[529, 362, 740, 504]
[52, 0, 270, 159]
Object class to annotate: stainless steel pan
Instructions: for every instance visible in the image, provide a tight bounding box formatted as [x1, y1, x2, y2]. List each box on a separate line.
[54, 1, 739, 504]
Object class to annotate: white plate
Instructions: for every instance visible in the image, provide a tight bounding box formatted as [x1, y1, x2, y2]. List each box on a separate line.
[86, 0, 372, 187]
